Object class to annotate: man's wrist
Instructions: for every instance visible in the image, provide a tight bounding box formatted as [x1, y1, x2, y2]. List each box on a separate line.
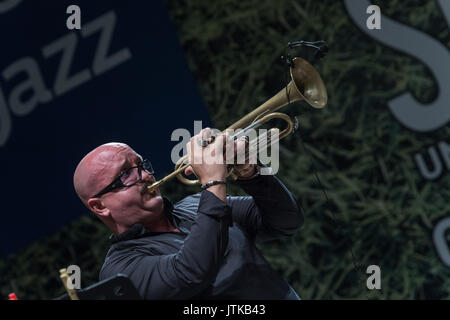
[201, 176, 226, 185]
[203, 183, 227, 203]
[201, 180, 226, 190]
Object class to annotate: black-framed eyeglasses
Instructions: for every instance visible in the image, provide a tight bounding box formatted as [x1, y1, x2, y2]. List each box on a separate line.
[92, 159, 154, 198]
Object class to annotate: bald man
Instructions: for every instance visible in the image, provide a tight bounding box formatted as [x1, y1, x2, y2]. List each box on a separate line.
[73, 129, 304, 299]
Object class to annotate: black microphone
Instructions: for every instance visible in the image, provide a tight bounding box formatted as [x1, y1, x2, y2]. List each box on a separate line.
[287, 40, 328, 60]
[314, 44, 328, 60]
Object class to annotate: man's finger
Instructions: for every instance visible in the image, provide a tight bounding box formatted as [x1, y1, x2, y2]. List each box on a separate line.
[235, 136, 249, 165]
[184, 166, 194, 176]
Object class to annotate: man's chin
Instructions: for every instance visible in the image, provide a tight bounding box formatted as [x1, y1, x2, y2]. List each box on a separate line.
[142, 189, 162, 203]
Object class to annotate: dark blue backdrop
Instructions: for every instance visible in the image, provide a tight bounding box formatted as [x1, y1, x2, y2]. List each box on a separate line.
[0, 0, 212, 255]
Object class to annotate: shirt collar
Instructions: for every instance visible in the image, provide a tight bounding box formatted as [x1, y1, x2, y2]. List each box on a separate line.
[109, 196, 175, 244]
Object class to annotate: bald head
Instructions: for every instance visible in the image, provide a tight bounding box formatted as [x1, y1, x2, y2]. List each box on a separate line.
[73, 142, 166, 235]
[74, 142, 133, 206]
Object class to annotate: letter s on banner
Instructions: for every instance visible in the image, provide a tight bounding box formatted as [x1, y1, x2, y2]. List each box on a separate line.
[433, 217, 450, 267]
[344, 0, 450, 132]
[0, 0, 22, 14]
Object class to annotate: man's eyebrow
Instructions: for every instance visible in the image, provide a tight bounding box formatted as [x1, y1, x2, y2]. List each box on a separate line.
[115, 159, 132, 174]
[118, 156, 142, 172]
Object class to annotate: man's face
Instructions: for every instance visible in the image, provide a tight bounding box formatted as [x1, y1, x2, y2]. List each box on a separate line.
[94, 145, 163, 227]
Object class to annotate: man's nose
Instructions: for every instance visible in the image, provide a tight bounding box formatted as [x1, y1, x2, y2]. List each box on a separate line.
[141, 169, 155, 182]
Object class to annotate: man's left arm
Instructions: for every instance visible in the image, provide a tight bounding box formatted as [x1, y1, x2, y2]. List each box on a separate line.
[230, 166, 304, 242]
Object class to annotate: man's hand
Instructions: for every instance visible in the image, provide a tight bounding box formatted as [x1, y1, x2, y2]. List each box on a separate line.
[233, 135, 257, 179]
[185, 128, 228, 202]
[185, 128, 229, 183]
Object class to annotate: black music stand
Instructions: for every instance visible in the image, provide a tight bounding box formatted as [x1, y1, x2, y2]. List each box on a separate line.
[54, 273, 142, 300]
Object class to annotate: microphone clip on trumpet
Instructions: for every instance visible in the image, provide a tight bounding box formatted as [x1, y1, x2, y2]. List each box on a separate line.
[282, 40, 328, 67]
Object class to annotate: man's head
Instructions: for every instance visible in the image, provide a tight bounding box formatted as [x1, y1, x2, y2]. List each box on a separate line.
[73, 143, 164, 234]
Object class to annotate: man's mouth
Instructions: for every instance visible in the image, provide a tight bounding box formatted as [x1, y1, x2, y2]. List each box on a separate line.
[141, 182, 158, 196]
[141, 183, 150, 194]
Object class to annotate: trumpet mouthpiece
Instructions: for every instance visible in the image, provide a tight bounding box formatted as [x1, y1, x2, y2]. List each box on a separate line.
[147, 181, 161, 195]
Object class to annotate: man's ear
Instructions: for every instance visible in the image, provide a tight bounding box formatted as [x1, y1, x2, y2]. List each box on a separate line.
[87, 198, 110, 217]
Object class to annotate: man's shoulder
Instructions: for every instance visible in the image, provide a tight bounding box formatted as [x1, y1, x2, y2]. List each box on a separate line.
[172, 192, 202, 217]
[172, 192, 234, 217]
[173, 192, 249, 213]
[99, 245, 133, 281]
[99, 238, 159, 281]
[174, 192, 201, 207]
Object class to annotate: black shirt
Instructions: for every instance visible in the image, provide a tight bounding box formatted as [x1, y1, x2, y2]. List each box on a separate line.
[99, 173, 303, 299]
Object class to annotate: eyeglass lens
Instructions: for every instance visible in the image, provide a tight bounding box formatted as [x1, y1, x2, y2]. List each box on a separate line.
[120, 161, 153, 186]
[121, 167, 140, 186]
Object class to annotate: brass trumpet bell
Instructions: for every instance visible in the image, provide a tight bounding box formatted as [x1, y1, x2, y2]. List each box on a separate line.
[290, 57, 327, 109]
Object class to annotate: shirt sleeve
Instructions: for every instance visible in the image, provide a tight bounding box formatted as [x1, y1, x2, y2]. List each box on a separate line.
[229, 172, 304, 242]
[100, 190, 232, 300]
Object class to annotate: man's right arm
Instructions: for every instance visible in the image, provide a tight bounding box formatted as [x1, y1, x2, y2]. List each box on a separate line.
[100, 189, 231, 300]
[102, 129, 231, 299]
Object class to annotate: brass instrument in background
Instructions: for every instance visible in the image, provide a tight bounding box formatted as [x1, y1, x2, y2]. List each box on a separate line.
[59, 268, 79, 300]
[147, 56, 327, 194]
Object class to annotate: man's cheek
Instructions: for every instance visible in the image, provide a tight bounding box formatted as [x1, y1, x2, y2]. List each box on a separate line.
[115, 193, 138, 207]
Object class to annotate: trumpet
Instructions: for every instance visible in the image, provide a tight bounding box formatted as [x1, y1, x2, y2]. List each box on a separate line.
[147, 57, 327, 194]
